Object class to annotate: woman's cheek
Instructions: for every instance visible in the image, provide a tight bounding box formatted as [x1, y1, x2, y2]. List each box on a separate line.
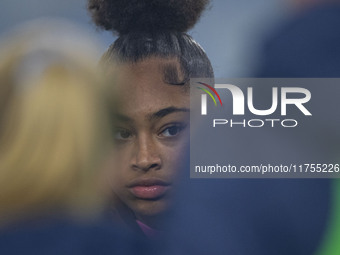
[162, 144, 187, 173]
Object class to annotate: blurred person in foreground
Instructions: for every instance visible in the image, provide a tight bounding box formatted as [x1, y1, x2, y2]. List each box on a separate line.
[257, 1, 340, 254]
[0, 19, 148, 255]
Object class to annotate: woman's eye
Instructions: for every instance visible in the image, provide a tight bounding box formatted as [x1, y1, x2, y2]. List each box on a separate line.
[114, 129, 132, 140]
[160, 125, 184, 137]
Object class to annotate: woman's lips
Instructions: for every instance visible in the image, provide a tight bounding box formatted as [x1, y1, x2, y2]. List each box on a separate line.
[128, 178, 170, 200]
[131, 185, 169, 199]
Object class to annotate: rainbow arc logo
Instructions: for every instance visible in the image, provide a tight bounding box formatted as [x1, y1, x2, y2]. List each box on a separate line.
[197, 82, 223, 107]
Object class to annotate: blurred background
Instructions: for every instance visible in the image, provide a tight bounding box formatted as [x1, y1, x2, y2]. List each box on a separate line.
[0, 0, 291, 78]
[2, 1, 340, 255]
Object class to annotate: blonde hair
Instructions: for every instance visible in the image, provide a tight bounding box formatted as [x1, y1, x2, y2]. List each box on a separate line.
[0, 20, 114, 224]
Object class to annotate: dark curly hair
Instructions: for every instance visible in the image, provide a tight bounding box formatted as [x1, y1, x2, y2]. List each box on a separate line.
[88, 0, 213, 84]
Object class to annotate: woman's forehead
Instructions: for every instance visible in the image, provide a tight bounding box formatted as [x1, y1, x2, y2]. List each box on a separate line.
[109, 57, 189, 124]
[114, 57, 186, 84]
[114, 58, 188, 99]
[116, 85, 189, 121]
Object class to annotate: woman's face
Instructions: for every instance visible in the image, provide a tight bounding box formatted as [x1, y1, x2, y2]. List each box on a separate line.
[111, 57, 190, 225]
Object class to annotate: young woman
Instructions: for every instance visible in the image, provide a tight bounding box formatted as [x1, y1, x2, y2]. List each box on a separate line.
[88, 0, 214, 237]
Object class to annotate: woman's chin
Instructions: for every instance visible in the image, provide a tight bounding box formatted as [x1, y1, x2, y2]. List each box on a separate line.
[132, 198, 172, 219]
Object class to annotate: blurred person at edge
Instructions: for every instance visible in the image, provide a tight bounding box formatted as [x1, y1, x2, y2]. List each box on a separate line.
[256, 1, 340, 254]
[0, 20, 149, 255]
[161, 1, 340, 255]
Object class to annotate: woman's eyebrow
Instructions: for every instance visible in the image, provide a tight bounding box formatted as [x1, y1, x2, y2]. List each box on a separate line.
[115, 113, 133, 123]
[148, 107, 189, 121]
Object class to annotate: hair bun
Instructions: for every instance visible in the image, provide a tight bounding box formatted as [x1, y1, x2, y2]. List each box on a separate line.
[88, 0, 210, 35]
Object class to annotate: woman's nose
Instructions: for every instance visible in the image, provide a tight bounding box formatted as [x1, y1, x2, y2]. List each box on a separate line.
[132, 135, 162, 171]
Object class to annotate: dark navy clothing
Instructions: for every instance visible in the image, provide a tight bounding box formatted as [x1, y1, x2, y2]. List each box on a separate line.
[0, 217, 149, 255]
